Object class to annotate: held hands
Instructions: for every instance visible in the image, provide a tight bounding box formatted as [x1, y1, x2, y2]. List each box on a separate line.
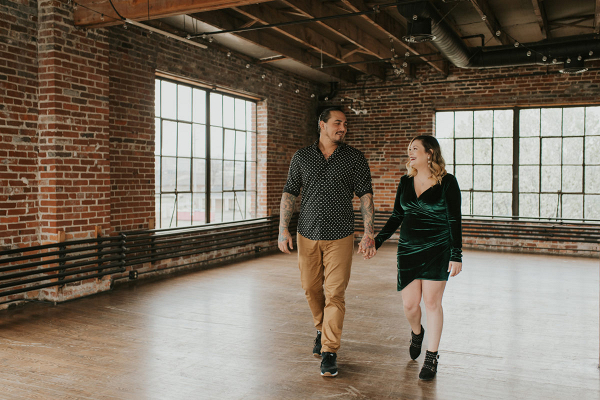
[278, 228, 294, 254]
[448, 261, 462, 277]
[357, 234, 376, 259]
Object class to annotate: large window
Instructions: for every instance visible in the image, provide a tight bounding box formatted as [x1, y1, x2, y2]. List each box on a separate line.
[436, 109, 513, 218]
[155, 78, 257, 229]
[436, 106, 600, 221]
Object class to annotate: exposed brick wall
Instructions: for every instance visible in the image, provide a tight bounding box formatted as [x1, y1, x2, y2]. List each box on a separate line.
[108, 26, 157, 233]
[150, 32, 320, 216]
[340, 63, 600, 211]
[7, 1, 597, 304]
[1, 0, 322, 245]
[37, 0, 111, 244]
[338, 63, 600, 253]
[0, 0, 39, 249]
[108, 24, 322, 230]
[463, 236, 599, 258]
[1, 0, 325, 304]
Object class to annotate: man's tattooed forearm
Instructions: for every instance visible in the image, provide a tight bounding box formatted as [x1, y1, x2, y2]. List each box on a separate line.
[360, 193, 374, 237]
[279, 193, 296, 241]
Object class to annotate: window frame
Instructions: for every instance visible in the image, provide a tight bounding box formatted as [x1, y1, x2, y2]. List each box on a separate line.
[436, 105, 600, 222]
[155, 76, 258, 229]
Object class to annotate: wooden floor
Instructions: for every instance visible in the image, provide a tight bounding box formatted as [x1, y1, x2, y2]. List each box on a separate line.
[0, 245, 598, 400]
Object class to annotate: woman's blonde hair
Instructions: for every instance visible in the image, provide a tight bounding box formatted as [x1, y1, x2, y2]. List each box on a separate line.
[405, 135, 447, 184]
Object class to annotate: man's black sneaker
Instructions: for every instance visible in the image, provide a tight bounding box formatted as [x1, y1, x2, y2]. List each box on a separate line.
[313, 331, 322, 356]
[320, 352, 338, 377]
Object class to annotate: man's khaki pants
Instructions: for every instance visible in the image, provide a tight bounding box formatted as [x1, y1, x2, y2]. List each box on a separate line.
[297, 233, 354, 354]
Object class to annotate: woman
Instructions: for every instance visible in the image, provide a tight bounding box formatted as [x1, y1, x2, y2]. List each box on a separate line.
[373, 135, 462, 381]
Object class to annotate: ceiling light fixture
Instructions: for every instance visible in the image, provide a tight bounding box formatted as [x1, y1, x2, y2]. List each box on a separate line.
[402, 17, 436, 43]
[559, 57, 588, 74]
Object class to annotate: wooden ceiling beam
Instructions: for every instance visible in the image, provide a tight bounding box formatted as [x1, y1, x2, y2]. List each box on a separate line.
[549, 20, 595, 30]
[191, 10, 358, 83]
[469, 0, 511, 45]
[280, 0, 391, 60]
[257, 55, 288, 64]
[339, 0, 447, 75]
[531, 0, 550, 39]
[341, 46, 361, 59]
[233, 4, 387, 80]
[73, 0, 272, 28]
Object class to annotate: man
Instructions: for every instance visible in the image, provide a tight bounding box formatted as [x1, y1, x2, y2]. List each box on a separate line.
[278, 107, 376, 377]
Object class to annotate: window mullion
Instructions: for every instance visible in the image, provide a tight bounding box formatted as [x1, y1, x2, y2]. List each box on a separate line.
[159, 117, 163, 229]
[538, 109, 542, 218]
[155, 77, 257, 227]
[512, 107, 520, 219]
[206, 90, 211, 224]
[581, 107, 587, 222]
[221, 99, 225, 223]
[174, 84, 179, 228]
[559, 108, 564, 218]
[190, 90, 194, 226]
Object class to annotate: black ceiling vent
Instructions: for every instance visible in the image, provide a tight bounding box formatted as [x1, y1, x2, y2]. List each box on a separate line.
[559, 57, 588, 74]
[403, 17, 436, 43]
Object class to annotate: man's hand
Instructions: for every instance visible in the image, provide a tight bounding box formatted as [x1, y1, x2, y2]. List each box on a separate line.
[358, 193, 375, 259]
[278, 192, 296, 254]
[357, 234, 376, 259]
[278, 227, 294, 254]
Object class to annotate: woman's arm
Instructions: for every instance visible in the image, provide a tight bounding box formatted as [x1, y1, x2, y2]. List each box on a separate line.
[374, 179, 405, 250]
[445, 175, 462, 262]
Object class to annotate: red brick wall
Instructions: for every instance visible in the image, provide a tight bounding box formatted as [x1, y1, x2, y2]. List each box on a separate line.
[339, 63, 600, 211]
[339, 63, 600, 254]
[0, 1, 323, 303]
[106, 21, 322, 280]
[0, 0, 39, 250]
[108, 27, 157, 233]
[108, 25, 321, 229]
[37, 0, 111, 243]
[463, 236, 599, 258]
[6, 1, 597, 302]
[1, 1, 322, 248]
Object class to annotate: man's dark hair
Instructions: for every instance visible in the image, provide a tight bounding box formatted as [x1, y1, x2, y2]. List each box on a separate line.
[317, 107, 344, 133]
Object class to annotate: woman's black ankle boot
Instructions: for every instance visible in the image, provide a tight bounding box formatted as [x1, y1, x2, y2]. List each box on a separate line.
[419, 350, 439, 381]
[409, 325, 425, 360]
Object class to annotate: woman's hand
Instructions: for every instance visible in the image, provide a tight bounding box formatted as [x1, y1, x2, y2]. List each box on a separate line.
[358, 235, 376, 259]
[448, 261, 462, 277]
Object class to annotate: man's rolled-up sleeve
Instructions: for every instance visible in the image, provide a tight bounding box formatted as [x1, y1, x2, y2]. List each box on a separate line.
[354, 152, 373, 198]
[283, 152, 302, 196]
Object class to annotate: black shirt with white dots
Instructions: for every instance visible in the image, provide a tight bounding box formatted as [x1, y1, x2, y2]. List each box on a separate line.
[283, 140, 373, 241]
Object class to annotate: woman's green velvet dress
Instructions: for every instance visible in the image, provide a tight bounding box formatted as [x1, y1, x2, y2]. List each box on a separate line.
[375, 173, 462, 291]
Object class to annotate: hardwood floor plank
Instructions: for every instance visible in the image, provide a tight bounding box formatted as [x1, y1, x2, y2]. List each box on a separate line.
[0, 246, 597, 399]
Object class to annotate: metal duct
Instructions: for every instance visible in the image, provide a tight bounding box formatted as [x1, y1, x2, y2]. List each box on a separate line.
[397, 0, 471, 67]
[318, 82, 338, 101]
[469, 36, 600, 68]
[397, 1, 600, 69]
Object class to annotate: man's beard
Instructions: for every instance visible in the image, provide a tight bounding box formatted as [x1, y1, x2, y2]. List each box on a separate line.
[331, 132, 345, 144]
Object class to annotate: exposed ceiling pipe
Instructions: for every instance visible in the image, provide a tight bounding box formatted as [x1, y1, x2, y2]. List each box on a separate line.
[318, 82, 338, 101]
[470, 36, 600, 68]
[125, 19, 207, 49]
[397, 1, 470, 67]
[397, 1, 600, 70]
